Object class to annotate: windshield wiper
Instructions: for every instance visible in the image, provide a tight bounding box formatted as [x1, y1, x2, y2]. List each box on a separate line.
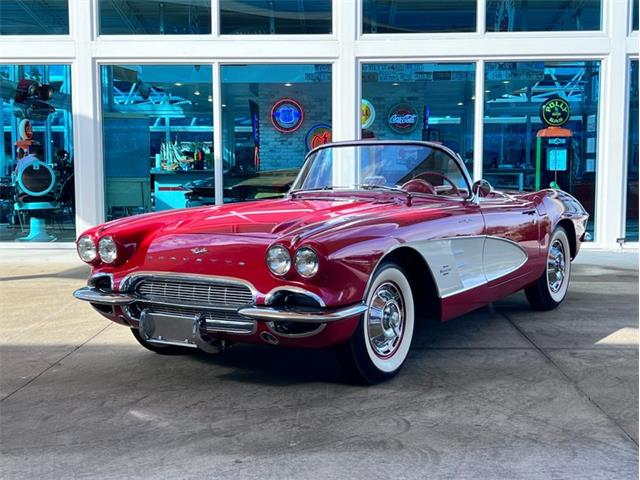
[357, 184, 410, 195]
[289, 186, 342, 197]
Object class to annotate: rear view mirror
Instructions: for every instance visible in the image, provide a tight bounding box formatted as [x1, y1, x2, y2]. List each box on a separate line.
[472, 179, 492, 198]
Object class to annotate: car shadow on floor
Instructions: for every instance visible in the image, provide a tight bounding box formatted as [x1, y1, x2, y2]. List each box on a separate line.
[188, 305, 503, 386]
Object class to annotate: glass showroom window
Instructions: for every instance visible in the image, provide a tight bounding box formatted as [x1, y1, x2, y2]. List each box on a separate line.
[483, 61, 600, 239]
[361, 63, 476, 172]
[634, 0, 639, 31]
[363, 0, 476, 33]
[0, 64, 74, 242]
[101, 65, 213, 220]
[626, 60, 639, 242]
[99, 0, 211, 35]
[220, 0, 331, 34]
[486, 0, 601, 32]
[221, 64, 331, 202]
[0, 1, 69, 35]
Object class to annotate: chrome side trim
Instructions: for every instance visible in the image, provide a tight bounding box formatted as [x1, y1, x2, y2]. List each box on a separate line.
[365, 235, 529, 300]
[238, 303, 366, 323]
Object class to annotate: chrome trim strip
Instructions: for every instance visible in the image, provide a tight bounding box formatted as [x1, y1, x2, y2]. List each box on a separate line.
[264, 286, 326, 307]
[364, 235, 529, 301]
[74, 287, 135, 305]
[238, 303, 366, 323]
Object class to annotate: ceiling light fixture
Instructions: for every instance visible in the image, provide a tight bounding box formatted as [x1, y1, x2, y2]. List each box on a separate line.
[284, 83, 293, 87]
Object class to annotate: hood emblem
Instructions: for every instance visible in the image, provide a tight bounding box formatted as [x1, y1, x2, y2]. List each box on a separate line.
[190, 247, 208, 255]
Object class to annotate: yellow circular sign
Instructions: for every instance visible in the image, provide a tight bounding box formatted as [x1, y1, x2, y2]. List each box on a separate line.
[361, 99, 376, 129]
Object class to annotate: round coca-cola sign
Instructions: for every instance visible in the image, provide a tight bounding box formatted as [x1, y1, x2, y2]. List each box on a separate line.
[387, 103, 418, 134]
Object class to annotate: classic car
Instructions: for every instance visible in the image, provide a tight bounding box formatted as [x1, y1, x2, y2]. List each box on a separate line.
[73, 141, 588, 383]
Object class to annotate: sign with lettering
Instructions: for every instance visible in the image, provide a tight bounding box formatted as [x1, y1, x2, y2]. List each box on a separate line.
[540, 97, 571, 127]
[387, 104, 418, 134]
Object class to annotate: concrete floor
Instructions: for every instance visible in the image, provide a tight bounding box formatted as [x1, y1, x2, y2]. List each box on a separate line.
[0, 249, 638, 479]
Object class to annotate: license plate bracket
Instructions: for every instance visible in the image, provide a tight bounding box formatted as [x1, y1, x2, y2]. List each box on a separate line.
[138, 310, 200, 349]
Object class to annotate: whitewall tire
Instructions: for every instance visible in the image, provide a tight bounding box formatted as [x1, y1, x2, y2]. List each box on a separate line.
[525, 226, 572, 310]
[337, 263, 415, 384]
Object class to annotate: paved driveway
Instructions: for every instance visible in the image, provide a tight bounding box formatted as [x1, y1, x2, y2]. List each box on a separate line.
[1, 250, 637, 479]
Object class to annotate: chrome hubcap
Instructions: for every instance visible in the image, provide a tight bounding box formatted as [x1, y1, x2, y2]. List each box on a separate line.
[547, 239, 566, 293]
[367, 282, 405, 357]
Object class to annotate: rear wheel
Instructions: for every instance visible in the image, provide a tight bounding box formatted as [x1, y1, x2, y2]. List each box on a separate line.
[337, 263, 415, 384]
[130, 328, 195, 355]
[525, 226, 571, 310]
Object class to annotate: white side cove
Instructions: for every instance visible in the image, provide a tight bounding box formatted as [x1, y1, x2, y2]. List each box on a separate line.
[411, 236, 528, 298]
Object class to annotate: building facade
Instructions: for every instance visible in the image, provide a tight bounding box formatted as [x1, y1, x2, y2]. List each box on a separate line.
[0, 0, 638, 249]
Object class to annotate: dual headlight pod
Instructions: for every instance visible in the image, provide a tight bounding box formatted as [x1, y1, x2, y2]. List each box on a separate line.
[266, 244, 319, 278]
[77, 235, 118, 264]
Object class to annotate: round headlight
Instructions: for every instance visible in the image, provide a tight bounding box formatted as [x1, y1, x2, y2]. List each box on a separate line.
[294, 247, 319, 278]
[77, 235, 96, 263]
[98, 236, 118, 264]
[266, 245, 291, 276]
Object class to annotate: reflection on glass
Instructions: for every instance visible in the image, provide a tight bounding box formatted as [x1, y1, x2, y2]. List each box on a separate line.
[101, 65, 213, 220]
[221, 64, 331, 202]
[220, 0, 331, 34]
[626, 60, 638, 241]
[0, 0, 69, 35]
[0, 65, 74, 242]
[361, 63, 476, 172]
[294, 143, 470, 197]
[99, 0, 211, 35]
[363, 0, 476, 33]
[487, 0, 601, 31]
[634, 0, 639, 31]
[483, 61, 600, 239]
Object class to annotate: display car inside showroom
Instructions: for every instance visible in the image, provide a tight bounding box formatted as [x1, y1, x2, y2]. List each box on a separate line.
[0, 0, 638, 477]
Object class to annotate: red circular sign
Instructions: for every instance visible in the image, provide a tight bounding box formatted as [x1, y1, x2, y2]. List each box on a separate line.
[387, 104, 418, 134]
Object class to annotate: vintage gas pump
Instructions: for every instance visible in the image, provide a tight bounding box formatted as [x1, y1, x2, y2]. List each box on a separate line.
[535, 97, 573, 191]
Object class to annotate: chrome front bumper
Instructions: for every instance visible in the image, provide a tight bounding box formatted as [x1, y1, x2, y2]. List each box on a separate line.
[73, 286, 365, 324]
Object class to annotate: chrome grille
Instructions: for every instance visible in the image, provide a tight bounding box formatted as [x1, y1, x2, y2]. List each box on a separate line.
[135, 278, 253, 308]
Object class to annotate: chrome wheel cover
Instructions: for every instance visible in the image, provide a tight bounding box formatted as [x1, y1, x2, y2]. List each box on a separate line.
[367, 282, 405, 358]
[547, 239, 566, 294]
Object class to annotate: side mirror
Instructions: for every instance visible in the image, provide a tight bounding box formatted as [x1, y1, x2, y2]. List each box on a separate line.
[471, 179, 492, 198]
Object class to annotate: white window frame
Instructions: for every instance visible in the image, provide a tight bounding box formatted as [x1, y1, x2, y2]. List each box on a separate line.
[0, 0, 636, 249]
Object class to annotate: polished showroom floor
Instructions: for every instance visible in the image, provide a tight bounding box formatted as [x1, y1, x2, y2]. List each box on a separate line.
[0, 249, 637, 479]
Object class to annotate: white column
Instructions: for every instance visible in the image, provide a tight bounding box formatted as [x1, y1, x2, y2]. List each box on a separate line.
[212, 62, 224, 205]
[332, 0, 358, 141]
[596, 0, 630, 248]
[69, 0, 105, 234]
[473, 60, 485, 183]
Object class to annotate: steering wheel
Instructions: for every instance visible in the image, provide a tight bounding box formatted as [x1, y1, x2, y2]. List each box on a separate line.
[412, 171, 459, 196]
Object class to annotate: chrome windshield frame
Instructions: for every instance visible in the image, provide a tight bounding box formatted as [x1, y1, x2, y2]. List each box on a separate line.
[290, 140, 473, 198]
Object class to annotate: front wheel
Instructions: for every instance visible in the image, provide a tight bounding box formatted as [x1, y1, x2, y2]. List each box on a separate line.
[337, 263, 415, 384]
[525, 226, 572, 310]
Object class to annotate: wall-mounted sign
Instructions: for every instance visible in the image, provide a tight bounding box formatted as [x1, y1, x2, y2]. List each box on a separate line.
[361, 99, 376, 129]
[271, 98, 304, 133]
[305, 124, 332, 151]
[540, 97, 571, 127]
[387, 103, 418, 134]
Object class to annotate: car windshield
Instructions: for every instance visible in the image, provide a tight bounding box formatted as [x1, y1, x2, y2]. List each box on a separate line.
[291, 143, 470, 198]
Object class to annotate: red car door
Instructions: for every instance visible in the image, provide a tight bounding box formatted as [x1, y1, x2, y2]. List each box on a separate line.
[478, 192, 542, 299]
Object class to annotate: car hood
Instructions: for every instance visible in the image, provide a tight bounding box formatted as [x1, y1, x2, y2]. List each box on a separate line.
[154, 196, 406, 239]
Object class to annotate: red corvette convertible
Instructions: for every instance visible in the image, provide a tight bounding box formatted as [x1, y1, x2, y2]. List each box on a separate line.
[74, 141, 588, 383]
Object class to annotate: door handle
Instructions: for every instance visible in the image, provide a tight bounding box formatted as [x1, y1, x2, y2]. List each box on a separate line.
[522, 209, 536, 215]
